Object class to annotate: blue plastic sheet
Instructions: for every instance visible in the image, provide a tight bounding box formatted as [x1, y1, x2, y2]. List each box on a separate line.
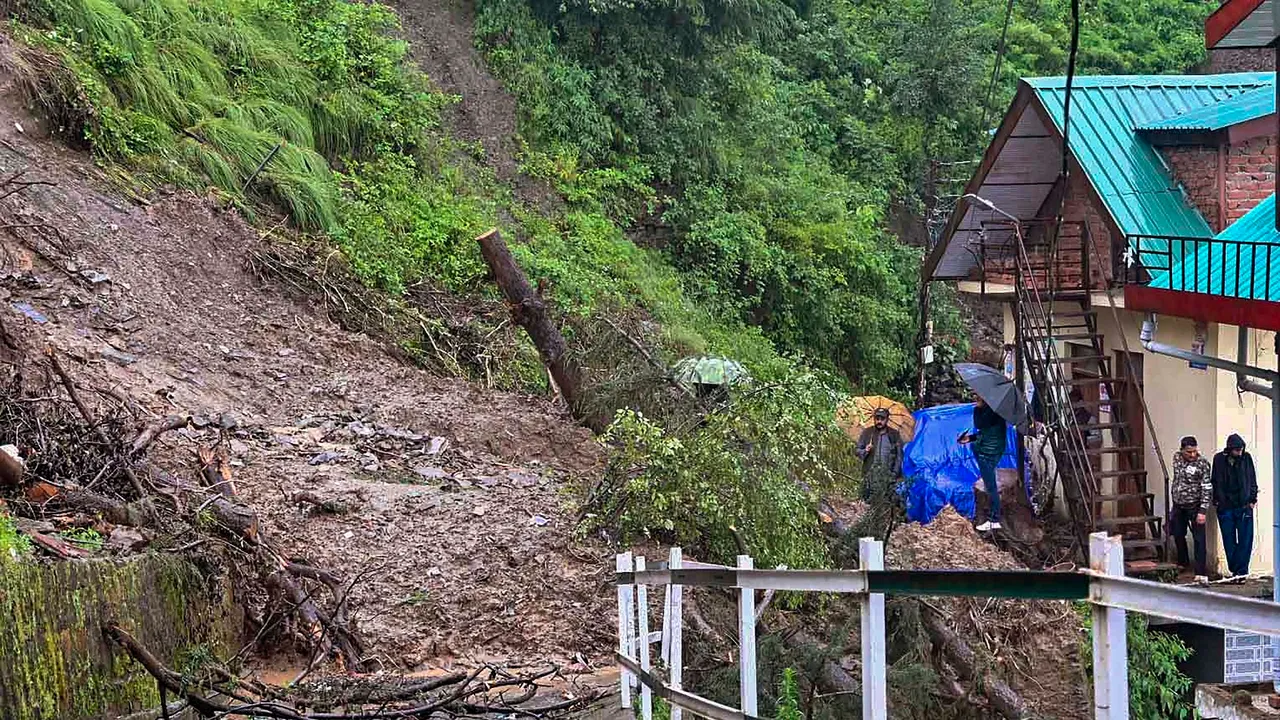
[901, 403, 1019, 524]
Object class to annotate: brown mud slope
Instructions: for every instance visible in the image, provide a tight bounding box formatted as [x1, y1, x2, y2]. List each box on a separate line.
[891, 508, 1090, 719]
[387, 0, 517, 179]
[0, 62, 614, 672]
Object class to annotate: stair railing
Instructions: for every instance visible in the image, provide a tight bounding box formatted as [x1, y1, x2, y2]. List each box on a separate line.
[979, 220, 1098, 528]
[1080, 223, 1173, 523]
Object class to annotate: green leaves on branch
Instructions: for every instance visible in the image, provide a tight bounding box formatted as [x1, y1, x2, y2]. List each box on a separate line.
[588, 372, 854, 569]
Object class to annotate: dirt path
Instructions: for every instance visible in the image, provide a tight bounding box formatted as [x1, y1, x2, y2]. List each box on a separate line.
[0, 57, 614, 673]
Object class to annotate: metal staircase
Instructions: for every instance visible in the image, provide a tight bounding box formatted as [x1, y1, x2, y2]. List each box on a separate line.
[981, 219, 1174, 575]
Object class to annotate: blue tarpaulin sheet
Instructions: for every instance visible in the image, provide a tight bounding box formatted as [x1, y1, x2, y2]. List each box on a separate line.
[901, 403, 1019, 524]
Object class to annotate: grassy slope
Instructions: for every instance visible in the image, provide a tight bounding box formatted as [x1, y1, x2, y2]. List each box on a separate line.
[11, 0, 790, 397]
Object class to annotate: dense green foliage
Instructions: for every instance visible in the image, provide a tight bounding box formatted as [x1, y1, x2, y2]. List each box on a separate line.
[589, 373, 853, 568]
[475, 0, 1215, 383]
[1082, 608, 1195, 719]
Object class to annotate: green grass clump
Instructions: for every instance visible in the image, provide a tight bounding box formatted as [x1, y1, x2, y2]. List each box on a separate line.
[17, 0, 436, 231]
[0, 511, 31, 560]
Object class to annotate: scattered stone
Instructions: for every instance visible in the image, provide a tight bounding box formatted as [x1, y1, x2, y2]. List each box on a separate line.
[99, 346, 138, 366]
[79, 268, 111, 285]
[508, 471, 540, 488]
[359, 453, 380, 471]
[107, 527, 149, 552]
[413, 466, 448, 480]
[12, 302, 47, 323]
[309, 450, 342, 465]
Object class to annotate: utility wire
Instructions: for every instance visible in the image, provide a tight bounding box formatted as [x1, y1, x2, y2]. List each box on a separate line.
[981, 0, 1018, 133]
[1057, 0, 1081, 194]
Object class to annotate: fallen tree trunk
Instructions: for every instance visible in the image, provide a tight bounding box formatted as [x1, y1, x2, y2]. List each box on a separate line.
[921, 606, 1029, 719]
[784, 628, 859, 695]
[475, 229, 598, 431]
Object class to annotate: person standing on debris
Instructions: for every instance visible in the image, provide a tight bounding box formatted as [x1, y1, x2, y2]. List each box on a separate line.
[959, 395, 1006, 532]
[856, 408, 903, 501]
[1170, 436, 1212, 583]
[1213, 433, 1258, 577]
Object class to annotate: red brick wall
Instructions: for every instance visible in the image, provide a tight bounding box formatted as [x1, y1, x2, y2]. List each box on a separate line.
[983, 174, 1116, 290]
[1225, 136, 1275, 224]
[1205, 48, 1275, 73]
[1162, 146, 1221, 231]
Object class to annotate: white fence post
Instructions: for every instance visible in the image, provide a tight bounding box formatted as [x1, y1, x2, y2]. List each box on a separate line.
[738, 554, 758, 716]
[617, 551, 634, 709]
[669, 547, 684, 720]
[1090, 532, 1130, 720]
[859, 537, 887, 720]
[636, 556, 653, 720]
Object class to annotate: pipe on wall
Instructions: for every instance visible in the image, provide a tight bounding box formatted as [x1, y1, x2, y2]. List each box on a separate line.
[1142, 314, 1280, 694]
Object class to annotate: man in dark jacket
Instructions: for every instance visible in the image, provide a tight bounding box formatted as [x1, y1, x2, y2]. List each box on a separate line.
[856, 408, 903, 502]
[959, 396, 1007, 533]
[1212, 433, 1259, 577]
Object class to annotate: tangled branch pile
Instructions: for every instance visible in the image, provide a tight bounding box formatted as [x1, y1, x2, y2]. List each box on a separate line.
[107, 624, 599, 719]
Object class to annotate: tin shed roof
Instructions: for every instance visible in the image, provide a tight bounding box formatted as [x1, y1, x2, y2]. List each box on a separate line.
[1026, 73, 1272, 239]
[1148, 193, 1280, 301]
[926, 73, 1274, 280]
[1136, 83, 1274, 132]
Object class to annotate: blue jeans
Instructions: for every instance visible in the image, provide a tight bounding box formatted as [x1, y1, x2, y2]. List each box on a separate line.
[976, 453, 1001, 522]
[1218, 506, 1255, 576]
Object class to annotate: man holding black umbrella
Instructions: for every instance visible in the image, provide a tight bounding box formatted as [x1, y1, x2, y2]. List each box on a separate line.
[959, 395, 1008, 532]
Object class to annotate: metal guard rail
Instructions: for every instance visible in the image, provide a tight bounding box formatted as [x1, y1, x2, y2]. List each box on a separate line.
[615, 535, 1280, 720]
[1123, 233, 1280, 300]
[615, 566, 1280, 634]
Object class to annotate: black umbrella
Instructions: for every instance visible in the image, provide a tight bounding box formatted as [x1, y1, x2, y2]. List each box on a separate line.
[953, 363, 1028, 425]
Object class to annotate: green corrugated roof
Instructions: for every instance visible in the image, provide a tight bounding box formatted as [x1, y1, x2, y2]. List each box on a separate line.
[1149, 193, 1280, 301]
[1026, 73, 1273, 241]
[1137, 83, 1275, 131]
[1136, 83, 1274, 131]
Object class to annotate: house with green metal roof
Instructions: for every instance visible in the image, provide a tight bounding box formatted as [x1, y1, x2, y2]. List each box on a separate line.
[922, 71, 1280, 581]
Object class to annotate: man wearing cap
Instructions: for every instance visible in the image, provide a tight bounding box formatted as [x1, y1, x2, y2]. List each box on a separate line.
[1212, 433, 1259, 577]
[1170, 436, 1212, 583]
[856, 408, 903, 502]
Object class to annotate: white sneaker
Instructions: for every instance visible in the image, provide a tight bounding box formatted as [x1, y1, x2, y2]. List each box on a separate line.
[976, 521, 992, 532]
[1194, 575, 1209, 584]
[989, 522, 1002, 531]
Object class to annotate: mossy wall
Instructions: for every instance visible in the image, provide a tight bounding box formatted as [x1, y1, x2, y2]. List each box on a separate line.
[0, 554, 238, 720]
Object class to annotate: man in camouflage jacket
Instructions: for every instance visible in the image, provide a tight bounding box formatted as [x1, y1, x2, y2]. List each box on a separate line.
[1170, 436, 1212, 580]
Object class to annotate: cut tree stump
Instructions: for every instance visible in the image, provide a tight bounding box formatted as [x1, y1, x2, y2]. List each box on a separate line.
[476, 229, 600, 431]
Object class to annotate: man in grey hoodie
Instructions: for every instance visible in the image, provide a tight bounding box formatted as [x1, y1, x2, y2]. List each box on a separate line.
[1212, 433, 1259, 577]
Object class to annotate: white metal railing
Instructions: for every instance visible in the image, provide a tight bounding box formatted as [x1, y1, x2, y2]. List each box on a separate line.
[616, 532, 1280, 720]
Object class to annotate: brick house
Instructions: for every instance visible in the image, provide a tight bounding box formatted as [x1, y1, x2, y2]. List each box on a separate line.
[923, 72, 1279, 579]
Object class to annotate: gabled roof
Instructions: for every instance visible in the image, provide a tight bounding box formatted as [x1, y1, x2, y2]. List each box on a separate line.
[1148, 194, 1280, 301]
[1027, 74, 1270, 237]
[1137, 83, 1274, 132]
[925, 73, 1273, 280]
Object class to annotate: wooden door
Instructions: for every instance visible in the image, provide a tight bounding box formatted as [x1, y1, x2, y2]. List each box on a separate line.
[1113, 351, 1146, 521]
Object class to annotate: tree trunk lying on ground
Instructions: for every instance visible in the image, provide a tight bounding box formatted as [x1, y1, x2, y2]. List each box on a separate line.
[475, 229, 601, 431]
[921, 606, 1029, 719]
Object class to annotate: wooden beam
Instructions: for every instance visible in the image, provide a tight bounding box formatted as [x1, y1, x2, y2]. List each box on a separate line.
[1205, 0, 1266, 49]
[922, 85, 1033, 280]
[1124, 285, 1280, 332]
